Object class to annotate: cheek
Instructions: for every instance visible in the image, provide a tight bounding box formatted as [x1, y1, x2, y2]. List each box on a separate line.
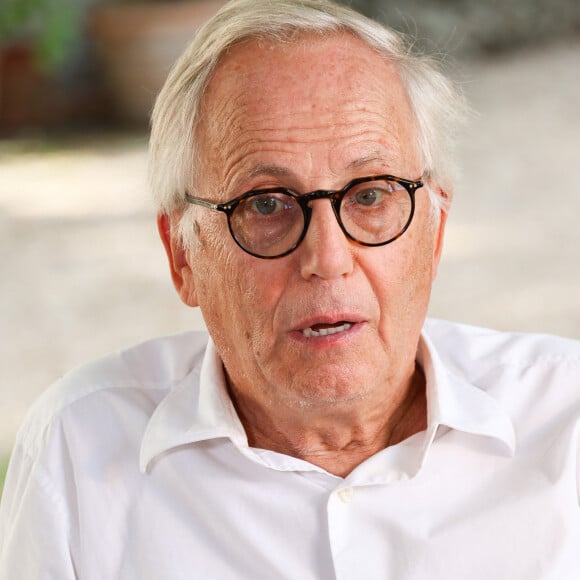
[372, 223, 437, 323]
[402, 226, 438, 321]
[190, 231, 284, 340]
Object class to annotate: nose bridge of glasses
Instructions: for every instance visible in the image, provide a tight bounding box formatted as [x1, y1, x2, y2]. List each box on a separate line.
[299, 189, 343, 218]
[303, 189, 341, 203]
[299, 189, 347, 244]
[299, 188, 343, 222]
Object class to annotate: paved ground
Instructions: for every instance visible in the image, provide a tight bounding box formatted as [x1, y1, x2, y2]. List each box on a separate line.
[1, 40, 579, 455]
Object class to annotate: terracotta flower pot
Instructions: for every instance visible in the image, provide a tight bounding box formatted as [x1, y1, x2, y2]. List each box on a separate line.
[90, 0, 225, 125]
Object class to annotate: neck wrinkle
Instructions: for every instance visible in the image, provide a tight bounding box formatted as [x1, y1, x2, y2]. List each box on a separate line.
[225, 364, 428, 478]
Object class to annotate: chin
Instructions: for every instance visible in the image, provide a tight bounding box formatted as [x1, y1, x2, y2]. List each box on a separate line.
[285, 368, 376, 407]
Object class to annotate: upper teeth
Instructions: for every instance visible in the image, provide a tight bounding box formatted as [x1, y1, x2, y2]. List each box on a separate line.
[302, 322, 352, 338]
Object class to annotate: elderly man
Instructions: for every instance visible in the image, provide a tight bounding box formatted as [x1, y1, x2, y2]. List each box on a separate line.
[1, 0, 579, 578]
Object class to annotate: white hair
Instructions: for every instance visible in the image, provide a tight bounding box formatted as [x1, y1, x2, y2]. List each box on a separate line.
[149, 0, 467, 240]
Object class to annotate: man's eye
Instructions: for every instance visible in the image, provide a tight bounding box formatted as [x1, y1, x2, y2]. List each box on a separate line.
[355, 188, 385, 206]
[250, 196, 285, 215]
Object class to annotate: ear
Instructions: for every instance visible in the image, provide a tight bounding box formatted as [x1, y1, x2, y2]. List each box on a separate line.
[431, 186, 452, 279]
[157, 213, 199, 307]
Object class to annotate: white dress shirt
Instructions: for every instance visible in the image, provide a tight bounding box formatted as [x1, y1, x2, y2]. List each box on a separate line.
[1, 318, 579, 579]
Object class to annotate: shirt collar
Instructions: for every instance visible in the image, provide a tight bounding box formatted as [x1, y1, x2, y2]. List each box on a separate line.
[140, 339, 247, 473]
[140, 327, 516, 473]
[347, 330, 516, 484]
[419, 328, 516, 455]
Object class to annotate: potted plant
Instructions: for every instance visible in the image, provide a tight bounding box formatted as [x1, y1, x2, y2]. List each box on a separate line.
[0, 0, 81, 70]
[0, 0, 85, 131]
[89, 0, 227, 125]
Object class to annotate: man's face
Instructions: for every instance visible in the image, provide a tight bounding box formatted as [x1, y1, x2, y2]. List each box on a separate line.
[165, 34, 448, 411]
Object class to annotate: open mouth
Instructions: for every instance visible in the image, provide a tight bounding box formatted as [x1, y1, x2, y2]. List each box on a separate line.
[301, 321, 352, 338]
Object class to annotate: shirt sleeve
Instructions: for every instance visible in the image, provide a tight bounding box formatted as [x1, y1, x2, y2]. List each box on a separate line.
[0, 442, 78, 579]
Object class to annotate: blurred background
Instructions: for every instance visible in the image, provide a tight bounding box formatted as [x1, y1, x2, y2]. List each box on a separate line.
[1, 0, 579, 485]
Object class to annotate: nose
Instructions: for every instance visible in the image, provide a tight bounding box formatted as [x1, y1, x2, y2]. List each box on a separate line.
[298, 199, 354, 280]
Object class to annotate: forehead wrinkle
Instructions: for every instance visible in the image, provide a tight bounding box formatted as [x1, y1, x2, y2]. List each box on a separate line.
[215, 125, 405, 197]
[213, 107, 400, 175]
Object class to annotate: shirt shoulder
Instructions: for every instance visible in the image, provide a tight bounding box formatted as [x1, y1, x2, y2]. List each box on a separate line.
[423, 319, 580, 433]
[424, 318, 580, 374]
[16, 331, 210, 458]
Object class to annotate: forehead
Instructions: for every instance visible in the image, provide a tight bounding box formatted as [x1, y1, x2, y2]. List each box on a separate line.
[197, 33, 420, 185]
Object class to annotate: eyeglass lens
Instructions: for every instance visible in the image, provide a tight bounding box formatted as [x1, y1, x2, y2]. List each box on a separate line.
[229, 177, 413, 258]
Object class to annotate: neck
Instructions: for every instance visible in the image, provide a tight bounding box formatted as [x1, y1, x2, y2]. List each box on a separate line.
[227, 366, 427, 478]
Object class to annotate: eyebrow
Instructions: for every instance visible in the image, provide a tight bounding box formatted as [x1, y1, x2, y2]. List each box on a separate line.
[248, 163, 293, 179]
[346, 153, 396, 170]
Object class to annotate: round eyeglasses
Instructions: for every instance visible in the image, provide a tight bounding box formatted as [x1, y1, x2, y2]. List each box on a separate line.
[184, 174, 425, 259]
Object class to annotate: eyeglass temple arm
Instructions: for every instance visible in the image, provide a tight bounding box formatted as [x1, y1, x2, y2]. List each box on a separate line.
[185, 192, 222, 211]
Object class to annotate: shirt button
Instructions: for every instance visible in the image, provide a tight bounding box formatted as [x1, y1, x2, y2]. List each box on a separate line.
[337, 487, 354, 503]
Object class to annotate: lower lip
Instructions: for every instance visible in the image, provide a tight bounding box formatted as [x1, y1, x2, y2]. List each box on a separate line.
[289, 322, 364, 347]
